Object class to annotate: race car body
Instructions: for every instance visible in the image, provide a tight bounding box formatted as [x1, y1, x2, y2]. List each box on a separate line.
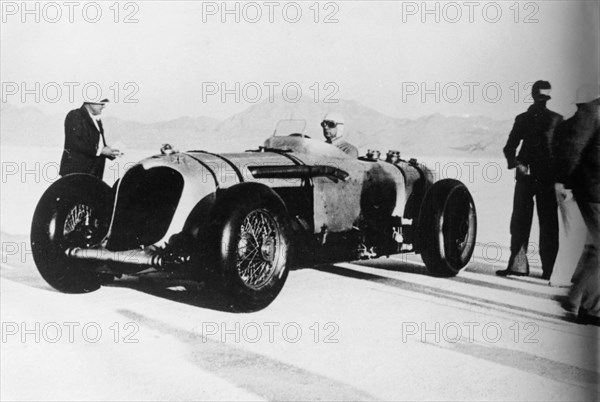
[31, 132, 477, 310]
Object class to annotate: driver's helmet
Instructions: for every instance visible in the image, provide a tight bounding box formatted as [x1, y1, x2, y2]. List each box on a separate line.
[321, 112, 345, 137]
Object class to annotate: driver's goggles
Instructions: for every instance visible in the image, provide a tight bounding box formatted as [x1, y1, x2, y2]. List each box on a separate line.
[321, 120, 342, 129]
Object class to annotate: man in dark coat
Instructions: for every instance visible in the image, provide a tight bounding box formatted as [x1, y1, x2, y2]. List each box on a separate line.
[59, 99, 121, 179]
[497, 80, 563, 279]
[555, 84, 600, 324]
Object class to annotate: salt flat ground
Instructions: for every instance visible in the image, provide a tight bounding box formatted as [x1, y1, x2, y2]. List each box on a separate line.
[1, 146, 598, 401]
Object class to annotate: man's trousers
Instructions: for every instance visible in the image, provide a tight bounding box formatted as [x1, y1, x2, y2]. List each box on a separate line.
[507, 176, 559, 276]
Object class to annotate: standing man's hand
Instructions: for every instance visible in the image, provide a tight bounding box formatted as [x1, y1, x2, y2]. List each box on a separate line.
[515, 162, 529, 176]
[554, 182, 571, 203]
[100, 146, 122, 160]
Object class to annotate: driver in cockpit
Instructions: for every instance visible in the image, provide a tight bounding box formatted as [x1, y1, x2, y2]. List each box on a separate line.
[321, 112, 359, 158]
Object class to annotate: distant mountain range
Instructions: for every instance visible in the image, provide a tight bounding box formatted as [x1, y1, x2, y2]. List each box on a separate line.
[1, 98, 512, 156]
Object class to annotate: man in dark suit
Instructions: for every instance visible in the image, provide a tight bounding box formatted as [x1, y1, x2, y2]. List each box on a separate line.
[555, 84, 600, 324]
[497, 80, 563, 279]
[59, 99, 121, 179]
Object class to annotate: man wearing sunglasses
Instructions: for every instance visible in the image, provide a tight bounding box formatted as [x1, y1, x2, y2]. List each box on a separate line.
[321, 112, 359, 158]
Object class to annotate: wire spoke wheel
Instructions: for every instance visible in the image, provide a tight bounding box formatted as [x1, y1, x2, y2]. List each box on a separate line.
[30, 175, 112, 293]
[212, 183, 291, 310]
[62, 203, 103, 248]
[236, 209, 281, 290]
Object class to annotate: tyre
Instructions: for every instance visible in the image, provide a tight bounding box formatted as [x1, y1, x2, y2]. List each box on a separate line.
[210, 183, 291, 311]
[30, 174, 113, 293]
[418, 179, 477, 277]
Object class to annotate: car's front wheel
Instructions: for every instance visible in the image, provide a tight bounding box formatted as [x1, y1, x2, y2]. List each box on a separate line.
[418, 179, 477, 277]
[210, 183, 291, 311]
[30, 174, 113, 293]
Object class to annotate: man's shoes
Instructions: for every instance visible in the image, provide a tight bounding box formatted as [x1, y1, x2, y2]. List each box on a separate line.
[496, 269, 528, 277]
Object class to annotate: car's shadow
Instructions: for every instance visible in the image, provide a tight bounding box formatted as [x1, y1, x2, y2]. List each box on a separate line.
[94, 255, 421, 313]
[106, 277, 244, 313]
[106, 252, 569, 320]
[3, 230, 573, 320]
[103, 255, 437, 313]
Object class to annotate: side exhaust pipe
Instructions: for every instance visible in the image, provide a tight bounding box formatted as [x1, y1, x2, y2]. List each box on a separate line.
[65, 247, 164, 268]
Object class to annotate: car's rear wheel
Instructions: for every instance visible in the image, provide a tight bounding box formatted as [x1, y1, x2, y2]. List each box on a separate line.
[418, 179, 477, 277]
[211, 183, 291, 311]
[30, 174, 112, 293]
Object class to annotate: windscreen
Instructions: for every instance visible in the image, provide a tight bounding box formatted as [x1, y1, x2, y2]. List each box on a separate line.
[273, 119, 308, 137]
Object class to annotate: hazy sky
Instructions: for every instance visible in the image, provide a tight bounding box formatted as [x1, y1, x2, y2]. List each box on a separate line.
[1, 0, 599, 122]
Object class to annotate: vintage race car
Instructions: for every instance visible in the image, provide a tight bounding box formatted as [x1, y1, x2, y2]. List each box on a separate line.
[31, 126, 477, 310]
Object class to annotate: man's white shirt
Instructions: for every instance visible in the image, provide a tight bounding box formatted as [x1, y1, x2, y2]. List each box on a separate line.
[86, 109, 104, 156]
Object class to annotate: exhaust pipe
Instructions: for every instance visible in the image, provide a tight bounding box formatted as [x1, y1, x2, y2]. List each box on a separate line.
[65, 247, 164, 268]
